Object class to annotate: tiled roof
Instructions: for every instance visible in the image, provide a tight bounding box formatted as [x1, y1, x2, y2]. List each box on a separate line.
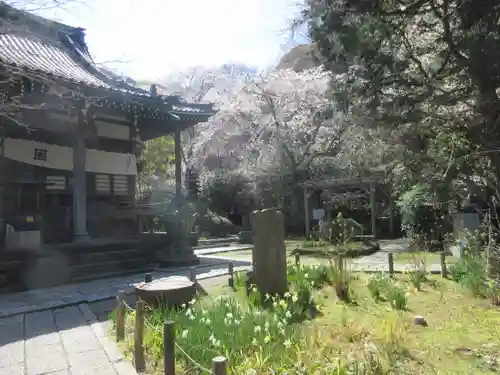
[171, 104, 211, 114]
[0, 33, 111, 88]
[0, 2, 216, 118]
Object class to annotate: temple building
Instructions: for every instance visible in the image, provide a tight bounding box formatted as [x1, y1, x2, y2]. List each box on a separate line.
[0, 3, 215, 290]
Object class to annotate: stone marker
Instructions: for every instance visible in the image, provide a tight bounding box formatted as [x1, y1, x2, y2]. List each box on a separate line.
[413, 315, 428, 327]
[251, 208, 288, 299]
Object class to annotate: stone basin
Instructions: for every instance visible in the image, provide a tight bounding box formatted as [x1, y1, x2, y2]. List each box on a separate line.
[135, 276, 196, 307]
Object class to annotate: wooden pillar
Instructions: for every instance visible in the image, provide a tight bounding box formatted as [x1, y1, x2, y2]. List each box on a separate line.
[0, 136, 5, 245]
[72, 108, 90, 240]
[304, 186, 310, 237]
[174, 124, 183, 203]
[370, 182, 376, 239]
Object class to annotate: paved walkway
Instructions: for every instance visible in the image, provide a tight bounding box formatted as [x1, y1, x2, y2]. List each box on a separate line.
[0, 257, 251, 318]
[0, 304, 137, 375]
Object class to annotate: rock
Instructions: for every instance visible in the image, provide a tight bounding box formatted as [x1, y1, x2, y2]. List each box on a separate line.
[414, 315, 428, 327]
[135, 276, 196, 308]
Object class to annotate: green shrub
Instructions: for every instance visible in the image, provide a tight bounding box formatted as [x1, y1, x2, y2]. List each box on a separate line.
[449, 256, 488, 297]
[387, 284, 408, 310]
[367, 273, 390, 302]
[366, 273, 407, 310]
[407, 269, 427, 291]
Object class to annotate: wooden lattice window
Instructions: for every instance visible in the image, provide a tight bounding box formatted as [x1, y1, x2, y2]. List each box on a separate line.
[46, 176, 66, 191]
[95, 174, 111, 195]
[112, 175, 128, 196]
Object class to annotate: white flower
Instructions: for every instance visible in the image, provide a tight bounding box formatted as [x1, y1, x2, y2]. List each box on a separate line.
[252, 338, 258, 346]
[254, 325, 262, 333]
[181, 330, 188, 339]
[284, 339, 292, 348]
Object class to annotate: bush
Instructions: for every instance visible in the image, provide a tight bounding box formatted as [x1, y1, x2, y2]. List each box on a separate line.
[366, 273, 407, 310]
[407, 269, 427, 291]
[449, 256, 488, 297]
[387, 284, 408, 310]
[367, 272, 390, 302]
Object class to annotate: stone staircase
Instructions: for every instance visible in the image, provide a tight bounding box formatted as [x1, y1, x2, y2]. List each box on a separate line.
[195, 236, 240, 250]
[0, 235, 244, 293]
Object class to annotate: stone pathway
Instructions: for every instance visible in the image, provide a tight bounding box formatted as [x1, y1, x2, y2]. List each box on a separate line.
[0, 258, 251, 318]
[0, 304, 136, 375]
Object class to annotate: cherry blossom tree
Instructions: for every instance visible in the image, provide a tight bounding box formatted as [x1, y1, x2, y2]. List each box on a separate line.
[190, 67, 349, 223]
[191, 66, 394, 223]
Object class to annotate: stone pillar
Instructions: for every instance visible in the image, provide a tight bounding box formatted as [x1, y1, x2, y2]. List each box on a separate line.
[251, 208, 288, 299]
[72, 110, 90, 241]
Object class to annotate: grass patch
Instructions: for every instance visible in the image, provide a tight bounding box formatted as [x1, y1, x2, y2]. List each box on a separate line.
[394, 251, 457, 265]
[312, 275, 500, 374]
[113, 259, 500, 374]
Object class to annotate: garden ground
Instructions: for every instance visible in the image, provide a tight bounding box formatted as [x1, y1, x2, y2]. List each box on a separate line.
[118, 263, 500, 375]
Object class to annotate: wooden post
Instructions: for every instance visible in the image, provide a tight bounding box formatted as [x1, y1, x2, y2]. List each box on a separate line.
[116, 290, 125, 342]
[134, 300, 146, 372]
[439, 252, 447, 278]
[388, 253, 394, 277]
[304, 186, 310, 237]
[212, 356, 228, 375]
[164, 320, 175, 375]
[295, 253, 300, 266]
[189, 266, 197, 282]
[72, 112, 90, 240]
[145, 273, 153, 283]
[228, 262, 234, 288]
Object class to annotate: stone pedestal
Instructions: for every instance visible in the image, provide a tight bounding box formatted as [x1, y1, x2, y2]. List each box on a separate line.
[251, 208, 288, 299]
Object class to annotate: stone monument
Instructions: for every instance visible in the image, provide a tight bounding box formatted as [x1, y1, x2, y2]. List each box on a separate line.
[251, 208, 288, 300]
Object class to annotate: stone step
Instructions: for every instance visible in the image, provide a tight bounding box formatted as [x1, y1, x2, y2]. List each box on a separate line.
[197, 237, 239, 246]
[66, 248, 146, 265]
[70, 258, 150, 280]
[194, 244, 253, 256]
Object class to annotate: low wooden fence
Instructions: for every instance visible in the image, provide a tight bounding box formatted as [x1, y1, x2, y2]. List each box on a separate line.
[115, 252, 449, 374]
[115, 263, 237, 374]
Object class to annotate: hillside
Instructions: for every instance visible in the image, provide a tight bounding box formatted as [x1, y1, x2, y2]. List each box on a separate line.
[275, 44, 321, 72]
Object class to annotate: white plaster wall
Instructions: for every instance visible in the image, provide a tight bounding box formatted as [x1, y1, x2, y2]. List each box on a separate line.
[3, 138, 137, 175]
[95, 121, 130, 140]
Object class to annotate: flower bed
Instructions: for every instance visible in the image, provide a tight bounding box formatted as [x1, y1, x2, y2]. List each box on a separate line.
[113, 253, 500, 374]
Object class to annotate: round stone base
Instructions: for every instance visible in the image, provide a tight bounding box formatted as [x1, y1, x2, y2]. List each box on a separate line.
[135, 276, 197, 308]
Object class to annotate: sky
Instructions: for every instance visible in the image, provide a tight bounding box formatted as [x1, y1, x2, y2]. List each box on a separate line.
[23, 0, 308, 82]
